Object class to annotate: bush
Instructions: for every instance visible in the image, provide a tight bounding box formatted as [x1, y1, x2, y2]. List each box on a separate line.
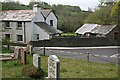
[22, 65, 44, 79]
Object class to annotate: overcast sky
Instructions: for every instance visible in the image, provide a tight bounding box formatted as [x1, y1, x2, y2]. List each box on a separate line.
[2, 0, 100, 11]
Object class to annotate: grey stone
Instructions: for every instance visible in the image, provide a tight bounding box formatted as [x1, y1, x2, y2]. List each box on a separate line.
[33, 54, 41, 68]
[48, 55, 60, 79]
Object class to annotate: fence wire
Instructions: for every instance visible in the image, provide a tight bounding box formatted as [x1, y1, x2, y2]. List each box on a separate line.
[45, 49, 117, 64]
[90, 53, 115, 64]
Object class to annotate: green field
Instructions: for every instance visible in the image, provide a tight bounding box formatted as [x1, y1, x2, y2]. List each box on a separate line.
[1, 47, 119, 79]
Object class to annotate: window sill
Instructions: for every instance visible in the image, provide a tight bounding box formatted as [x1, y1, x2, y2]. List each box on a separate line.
[5, 27, 12, 29]
[16, 27, 23, 30]
[17, 41, 24, 43]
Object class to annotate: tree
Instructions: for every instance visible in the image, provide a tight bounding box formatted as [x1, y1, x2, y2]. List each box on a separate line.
[111, 1, 120, 40]
[85, 2, 116, 25]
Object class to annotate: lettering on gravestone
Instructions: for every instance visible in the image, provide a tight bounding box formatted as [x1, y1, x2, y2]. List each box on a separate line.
[48, 55, 60, 79]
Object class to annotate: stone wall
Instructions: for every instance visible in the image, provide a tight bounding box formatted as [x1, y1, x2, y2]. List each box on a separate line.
[30, 37, 119, 47]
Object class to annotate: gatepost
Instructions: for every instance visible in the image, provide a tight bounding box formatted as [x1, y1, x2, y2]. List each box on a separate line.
[20, 47, 26, 65]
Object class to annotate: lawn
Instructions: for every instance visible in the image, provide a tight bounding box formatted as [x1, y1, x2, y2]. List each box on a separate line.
[1, 47, 119, 79]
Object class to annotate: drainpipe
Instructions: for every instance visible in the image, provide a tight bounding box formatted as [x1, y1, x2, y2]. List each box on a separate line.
[23, 22, 26, 43]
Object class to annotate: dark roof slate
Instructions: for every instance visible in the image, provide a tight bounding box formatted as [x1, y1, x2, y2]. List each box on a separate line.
[34, 22, 62, 34]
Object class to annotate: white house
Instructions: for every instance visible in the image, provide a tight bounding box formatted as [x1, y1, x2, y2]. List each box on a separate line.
[1, 4, 62, 43]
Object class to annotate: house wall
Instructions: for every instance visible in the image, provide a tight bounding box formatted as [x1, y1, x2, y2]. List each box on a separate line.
[46, 12, 57, 28]
[25, 22, 32, 43]
[32, 10, 50, 41]
[2, 21, 32, 43]
[106, 26, 118, 39]
[106, 26, 119, 45]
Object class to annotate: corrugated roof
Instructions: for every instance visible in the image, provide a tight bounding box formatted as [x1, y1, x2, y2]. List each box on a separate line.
[75, 24, 98, 34]
[91, 25, 116, 35]
[34, 22, 62, 34]
[0, 10, 52, 21]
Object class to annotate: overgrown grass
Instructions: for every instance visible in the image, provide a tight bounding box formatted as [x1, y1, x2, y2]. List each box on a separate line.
[1, 54, 118, 78]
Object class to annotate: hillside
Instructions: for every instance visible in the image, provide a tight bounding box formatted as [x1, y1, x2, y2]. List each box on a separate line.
[1, 1, 90, 33]
[1, 1, 117, 33]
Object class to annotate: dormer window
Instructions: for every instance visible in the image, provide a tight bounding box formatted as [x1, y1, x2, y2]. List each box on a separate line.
[50, 20, 53, 26]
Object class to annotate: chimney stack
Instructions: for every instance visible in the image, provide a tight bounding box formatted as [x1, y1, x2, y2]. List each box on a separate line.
[33, 4, 41, 13]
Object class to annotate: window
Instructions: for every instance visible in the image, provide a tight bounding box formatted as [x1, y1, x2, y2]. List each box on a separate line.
[36, 34, 39, 40]
[17, 35, 23, 41]
[5, 34, 10, 39]
[50, 20, 53, 26]
[5, 22, 10, 27]
[17, 22, 22, 27]
[114, 32, 119, 40]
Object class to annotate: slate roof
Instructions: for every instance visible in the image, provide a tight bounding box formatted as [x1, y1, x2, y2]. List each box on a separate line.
[75, 24, 98, 34]
[91, 25, 116, 35]
[0, 10, 52, 21]
[34, 22, 62, 34]
[75, 24, 117, 35]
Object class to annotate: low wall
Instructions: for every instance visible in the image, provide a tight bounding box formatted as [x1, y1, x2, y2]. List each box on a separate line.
[30, 37, 119, 47]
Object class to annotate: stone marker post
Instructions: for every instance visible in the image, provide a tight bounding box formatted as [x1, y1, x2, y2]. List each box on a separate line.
[47, 55, 60, 80]
[20, 47, 26, 65]
[33, 54, 41, 68]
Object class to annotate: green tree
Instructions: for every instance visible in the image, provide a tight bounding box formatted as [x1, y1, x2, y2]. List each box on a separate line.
[85, 4, 116, 25]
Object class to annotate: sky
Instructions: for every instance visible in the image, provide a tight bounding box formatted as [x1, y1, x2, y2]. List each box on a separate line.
[2, 0, 100, 11]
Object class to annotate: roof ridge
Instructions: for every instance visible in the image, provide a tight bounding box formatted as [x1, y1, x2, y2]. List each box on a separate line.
[1, 10, 33, 12]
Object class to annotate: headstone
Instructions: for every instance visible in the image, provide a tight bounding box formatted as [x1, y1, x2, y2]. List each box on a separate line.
[13, 46, 21, 59]
[48, 55, 60, 79]
[33, 54, 41, 68]
[20, 47, 26, 65]
[26, 43, 32, 54]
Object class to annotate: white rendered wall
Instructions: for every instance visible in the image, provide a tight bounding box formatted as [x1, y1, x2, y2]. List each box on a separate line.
[32, 11, 50, 41]
[46, 12, 57, 28]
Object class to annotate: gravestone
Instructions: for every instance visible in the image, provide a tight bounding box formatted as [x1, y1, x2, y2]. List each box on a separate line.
[20, 47, 26, 65]
[33, 54, 41, 68]
[13, 46, 21, 59]
[48, 55, 60, 79]
[26, 43, 32, 54]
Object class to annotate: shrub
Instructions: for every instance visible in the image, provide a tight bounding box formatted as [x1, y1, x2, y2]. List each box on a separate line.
[22, 65, 44, 79]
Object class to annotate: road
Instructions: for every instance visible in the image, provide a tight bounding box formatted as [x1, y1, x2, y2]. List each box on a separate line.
[33, 46, 120, 64]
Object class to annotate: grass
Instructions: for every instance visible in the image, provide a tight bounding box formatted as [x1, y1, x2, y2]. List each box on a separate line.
[1, 54, 119, 78]
[1, 47, 119, 78]
[61, 33, 77, 37]
[2, 47, 14, 54]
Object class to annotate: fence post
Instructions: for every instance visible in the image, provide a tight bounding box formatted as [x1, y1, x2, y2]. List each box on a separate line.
[43, 47, 45, 56]
[87, 52, 90, 62]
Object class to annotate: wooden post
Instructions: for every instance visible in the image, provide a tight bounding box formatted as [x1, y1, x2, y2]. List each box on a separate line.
[87, 52, 90, 62]
[43, 47, 45, 56]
